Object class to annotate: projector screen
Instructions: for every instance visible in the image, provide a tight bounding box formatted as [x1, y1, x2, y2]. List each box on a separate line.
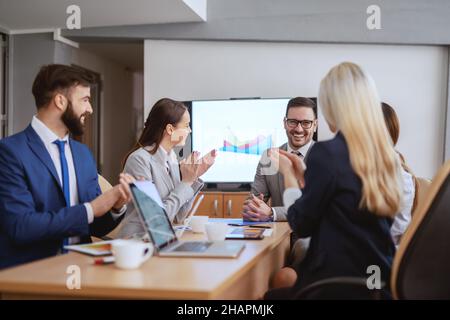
[191, 98, 289, 183]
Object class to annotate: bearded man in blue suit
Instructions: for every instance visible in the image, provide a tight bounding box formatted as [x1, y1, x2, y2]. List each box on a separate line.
[0, 64, 134, 269]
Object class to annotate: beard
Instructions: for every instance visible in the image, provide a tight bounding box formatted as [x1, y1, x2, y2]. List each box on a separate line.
[61, 100, 89, 136]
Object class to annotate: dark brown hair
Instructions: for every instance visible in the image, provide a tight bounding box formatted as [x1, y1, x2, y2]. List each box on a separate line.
[32, 64, 95, 109]
[285, 97, 317, 118]
[123, 98, 187, 167]
[381, 102, 419, 214]
[381, 102, 400, 146]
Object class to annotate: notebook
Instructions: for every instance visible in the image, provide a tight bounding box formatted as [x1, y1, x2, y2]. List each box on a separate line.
[65, 240, 114, 256]
[226, 228, 265, 240]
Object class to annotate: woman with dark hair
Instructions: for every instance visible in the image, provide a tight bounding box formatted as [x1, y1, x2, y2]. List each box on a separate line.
[117, 98, 216, 238]
[381, 102, 416, 246]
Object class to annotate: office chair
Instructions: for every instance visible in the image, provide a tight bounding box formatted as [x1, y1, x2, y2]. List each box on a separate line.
[391, 160, 450, 299]
[98, 174, 113, 193]
[412, 177, 432, 216]
[293, 160, 450, 300]
[292, 277, 388, 300]
[97, 174, 120, 240]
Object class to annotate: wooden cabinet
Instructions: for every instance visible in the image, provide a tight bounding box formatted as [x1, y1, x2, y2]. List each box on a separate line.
[196, 192, 223, 218]
[195, 192, 249, 218]
[223, 193, 249, 218]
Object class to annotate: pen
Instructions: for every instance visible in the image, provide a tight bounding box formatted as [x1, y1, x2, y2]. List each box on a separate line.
[245, 225, 272, 229]
[94, 256, 115, 265]
[228, 224, 272, 229]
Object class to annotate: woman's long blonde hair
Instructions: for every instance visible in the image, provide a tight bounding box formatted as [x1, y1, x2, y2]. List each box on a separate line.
[318, 62, 402, 218]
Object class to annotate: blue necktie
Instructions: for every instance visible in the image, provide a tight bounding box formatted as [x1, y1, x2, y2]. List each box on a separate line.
[53, 140, 70, 253]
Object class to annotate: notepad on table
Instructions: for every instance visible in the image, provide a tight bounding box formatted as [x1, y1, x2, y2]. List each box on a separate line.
[65, 240, 114, 256]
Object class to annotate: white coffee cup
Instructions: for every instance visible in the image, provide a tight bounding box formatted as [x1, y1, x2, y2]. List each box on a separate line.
[205, 223, 230, 241]
[189, 216, 209, 233]
[111, 239, 153, 270]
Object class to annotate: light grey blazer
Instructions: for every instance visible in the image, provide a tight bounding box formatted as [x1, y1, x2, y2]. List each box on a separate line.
[250, 142, 314, 221]
[117, 146, 203, 239]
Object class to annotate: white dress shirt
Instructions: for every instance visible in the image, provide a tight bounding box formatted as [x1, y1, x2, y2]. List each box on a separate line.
[271, 141, 312, 221]
[283, 188, 303, 209]
[287, 140, 312, 159]
[159, 145, 176, 176]
[31, 116, 125, 244]
[31, 116, 94, 222]
[390, 168, 414, 246]
[282, 169, 414, 249]
[32, 116, 94, 244]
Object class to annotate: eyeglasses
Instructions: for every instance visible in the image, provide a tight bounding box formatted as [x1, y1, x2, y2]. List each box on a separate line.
[285, 118, 315, 129]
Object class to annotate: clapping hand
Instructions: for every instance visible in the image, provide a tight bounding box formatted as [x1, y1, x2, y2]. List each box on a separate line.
[269, 148, 307, 189]
[180, 151, 201, 184]
[112, 173, 135, 210]
[197, 149, 217, 178]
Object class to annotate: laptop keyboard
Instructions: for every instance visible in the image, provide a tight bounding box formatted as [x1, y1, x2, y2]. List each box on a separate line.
[172, 241, 212, 253]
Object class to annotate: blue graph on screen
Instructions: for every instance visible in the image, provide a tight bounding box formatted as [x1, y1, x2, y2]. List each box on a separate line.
[219, 128, 272, 155]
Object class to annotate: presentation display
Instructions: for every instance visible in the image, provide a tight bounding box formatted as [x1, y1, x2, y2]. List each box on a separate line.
[191, 98, 288, 183]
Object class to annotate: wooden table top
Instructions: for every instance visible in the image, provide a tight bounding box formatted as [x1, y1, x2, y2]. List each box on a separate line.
[0, 221, 291, 299]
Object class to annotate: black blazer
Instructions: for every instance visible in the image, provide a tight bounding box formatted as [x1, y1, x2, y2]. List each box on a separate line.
[288, 132, 396, 294]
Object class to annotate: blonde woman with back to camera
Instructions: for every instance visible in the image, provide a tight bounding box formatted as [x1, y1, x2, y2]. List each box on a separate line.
[265, 62, 403, 299]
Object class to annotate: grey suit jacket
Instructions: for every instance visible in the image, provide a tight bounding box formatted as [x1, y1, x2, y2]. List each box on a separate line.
[117, 146, 203, 238]
[250, 141, 314, 221]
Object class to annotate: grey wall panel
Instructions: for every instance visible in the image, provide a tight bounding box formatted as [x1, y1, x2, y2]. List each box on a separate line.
[11, 33, 55, 133]
[63, 0, 450, 45]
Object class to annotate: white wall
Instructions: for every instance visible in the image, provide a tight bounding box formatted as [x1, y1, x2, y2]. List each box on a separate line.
[11, 33, 56, 134]
[145, 40, 448, 179]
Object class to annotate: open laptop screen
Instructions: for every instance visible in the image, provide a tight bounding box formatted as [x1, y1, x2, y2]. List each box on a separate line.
[130, 184, 176, 249]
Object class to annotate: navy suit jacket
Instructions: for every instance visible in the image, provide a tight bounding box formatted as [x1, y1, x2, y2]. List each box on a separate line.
[0, 125, 123, 269]
[288, 132, 396, 293]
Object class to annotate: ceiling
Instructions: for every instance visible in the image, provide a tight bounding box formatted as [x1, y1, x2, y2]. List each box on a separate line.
[80, 42, 144, 72]
[0, 0, 206, 32]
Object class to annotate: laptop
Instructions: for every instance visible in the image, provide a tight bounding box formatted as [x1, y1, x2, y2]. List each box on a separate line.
[185, 194, 204, 223]
[130, 184, 245, 258]
[173, 194, 204, 238]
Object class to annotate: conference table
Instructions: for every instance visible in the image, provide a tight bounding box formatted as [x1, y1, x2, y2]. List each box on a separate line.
[0, 221, 291, 299]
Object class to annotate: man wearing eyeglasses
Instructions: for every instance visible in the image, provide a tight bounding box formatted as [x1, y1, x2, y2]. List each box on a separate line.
[242, 97, 317, 222]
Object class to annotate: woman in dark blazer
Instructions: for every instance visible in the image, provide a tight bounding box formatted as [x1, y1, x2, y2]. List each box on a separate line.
[266, 62, 403, 299]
